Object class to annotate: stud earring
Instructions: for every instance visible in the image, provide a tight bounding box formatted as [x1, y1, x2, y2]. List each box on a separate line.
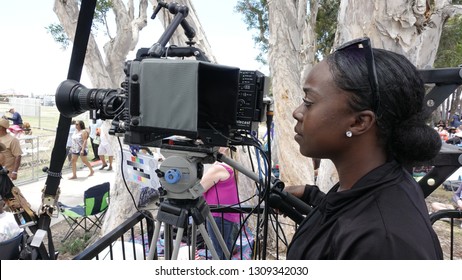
[346, 131, 352, 138]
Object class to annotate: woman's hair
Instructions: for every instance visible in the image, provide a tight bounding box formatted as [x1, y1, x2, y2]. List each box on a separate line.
[77, 120, 86, 129]
[326, 48, 441, 165]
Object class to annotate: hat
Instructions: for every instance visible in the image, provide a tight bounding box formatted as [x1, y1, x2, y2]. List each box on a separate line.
[8, 125, 22, 132]
[0, 118, 9, 129]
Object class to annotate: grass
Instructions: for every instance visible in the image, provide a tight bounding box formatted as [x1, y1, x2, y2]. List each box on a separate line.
[0, 101, 91, 132]
[59, 233, 93, 256]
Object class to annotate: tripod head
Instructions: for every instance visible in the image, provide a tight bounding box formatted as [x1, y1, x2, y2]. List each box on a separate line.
[156, 143, 218, 200]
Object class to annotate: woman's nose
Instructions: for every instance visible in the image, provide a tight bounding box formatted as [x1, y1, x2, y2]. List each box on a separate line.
[293, 105, 303, 120]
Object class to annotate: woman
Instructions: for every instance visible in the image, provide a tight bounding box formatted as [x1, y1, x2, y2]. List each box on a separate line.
[431, 183, 462, 212]
[98, 125, 114, 171]
[287, 38, 443, 259]
[68, 120, 94, 179]
[201, 147, 240, 259]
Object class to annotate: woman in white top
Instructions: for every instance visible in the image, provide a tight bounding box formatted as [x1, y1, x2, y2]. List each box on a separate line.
[68, 120, 94, 179]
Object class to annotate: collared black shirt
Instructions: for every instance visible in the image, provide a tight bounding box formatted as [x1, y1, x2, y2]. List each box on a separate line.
[287, 160, 443, 259]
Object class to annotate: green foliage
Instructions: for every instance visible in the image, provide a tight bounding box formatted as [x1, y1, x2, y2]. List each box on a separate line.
[93, 0, 114, 36]
[47, 0, 114, 48]
[59, 233, 92, 255]
[315, 0, 340, 61]
[45, 24, 70, 50]
[234, 0, 269, 64]
[434, 15, 462, 68]
[234, 0, 339, 64]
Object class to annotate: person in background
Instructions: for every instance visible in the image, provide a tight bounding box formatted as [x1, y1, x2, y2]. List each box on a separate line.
[6, 108, 23, 128]
[431, 184, 462, 212]
[285, 38, 442, 259]
[66, 120, 76, 166]
[450, 112, 461, 128]
[97, 124, 114, 171]
[22, 122, 32, 136]
[22, 122, 32, 144]
[68, 120, 94, 179]
[88, 119, 102, 161]
[8, 125, 24, 142]
[0, 119, 22, 181]
[436, 124, 449, 142]
[200, 147, 240, 259]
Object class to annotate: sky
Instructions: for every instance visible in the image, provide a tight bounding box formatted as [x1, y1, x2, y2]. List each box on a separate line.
[0, 0, 267, 96]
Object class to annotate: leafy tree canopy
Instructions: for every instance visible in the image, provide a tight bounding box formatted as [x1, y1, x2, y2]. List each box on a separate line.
[434, 14, 462, 68]
[46, 0, 114, 49]
[235, 0, 339, 64]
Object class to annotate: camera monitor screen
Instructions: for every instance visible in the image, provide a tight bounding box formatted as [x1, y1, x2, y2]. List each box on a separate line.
[134, 59, 240, 139]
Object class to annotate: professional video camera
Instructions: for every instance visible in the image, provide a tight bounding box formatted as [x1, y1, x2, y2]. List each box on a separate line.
[55, 1, 269, 148]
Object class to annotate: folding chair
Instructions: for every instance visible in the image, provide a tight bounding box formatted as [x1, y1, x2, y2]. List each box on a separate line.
[59, 182, 110, 242]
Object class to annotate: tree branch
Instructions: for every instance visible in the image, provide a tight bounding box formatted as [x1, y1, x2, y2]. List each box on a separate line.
[443, 4, 462, 17]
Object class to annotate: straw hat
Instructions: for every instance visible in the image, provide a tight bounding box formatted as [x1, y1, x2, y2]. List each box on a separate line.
[0, 118, 9, 129]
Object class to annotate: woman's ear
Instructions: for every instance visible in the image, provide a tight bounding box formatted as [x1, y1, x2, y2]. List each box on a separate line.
[349, 110, 376, 136]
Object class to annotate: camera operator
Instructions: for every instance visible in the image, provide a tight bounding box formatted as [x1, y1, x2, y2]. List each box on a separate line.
[284, 38, 443, 259]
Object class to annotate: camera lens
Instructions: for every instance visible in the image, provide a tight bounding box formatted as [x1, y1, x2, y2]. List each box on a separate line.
[55, 79, 121, 118]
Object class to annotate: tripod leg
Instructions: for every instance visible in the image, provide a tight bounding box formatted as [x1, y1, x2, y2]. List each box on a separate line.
[205, 212, 231, 259]
[171, 227, 184, 260]
[191, 219, 197, 260]
[197, 223, 220, 260]
[147, 219, 163, 260]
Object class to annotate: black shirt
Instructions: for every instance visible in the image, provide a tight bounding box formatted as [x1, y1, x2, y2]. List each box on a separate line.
[287, 160, 443, 260]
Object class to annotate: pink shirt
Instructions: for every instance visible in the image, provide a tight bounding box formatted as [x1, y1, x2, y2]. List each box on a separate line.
[203, 163, 240, 223]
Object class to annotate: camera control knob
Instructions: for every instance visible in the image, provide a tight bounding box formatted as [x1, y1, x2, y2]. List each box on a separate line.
[165, 168, 181, 184]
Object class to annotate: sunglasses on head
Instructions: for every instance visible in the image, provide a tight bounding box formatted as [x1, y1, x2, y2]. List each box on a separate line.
[334, 37, 380, 115]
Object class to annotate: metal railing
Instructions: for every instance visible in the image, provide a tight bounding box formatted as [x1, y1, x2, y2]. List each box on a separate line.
[429, 209, 462, 260]
[73, 211, 155, 260]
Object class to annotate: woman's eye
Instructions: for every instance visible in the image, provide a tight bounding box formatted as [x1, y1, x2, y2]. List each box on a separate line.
[302, 98, 313, 107]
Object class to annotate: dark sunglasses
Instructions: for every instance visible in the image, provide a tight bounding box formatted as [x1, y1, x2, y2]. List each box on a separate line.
[334, 37, 380, 115]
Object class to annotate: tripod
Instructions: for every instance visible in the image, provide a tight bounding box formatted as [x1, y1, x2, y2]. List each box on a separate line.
[146, 146, 230, 260]
[147, 197, 230, 260]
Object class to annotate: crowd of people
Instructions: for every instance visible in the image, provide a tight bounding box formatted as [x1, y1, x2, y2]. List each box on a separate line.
[435, 116, 462, 145]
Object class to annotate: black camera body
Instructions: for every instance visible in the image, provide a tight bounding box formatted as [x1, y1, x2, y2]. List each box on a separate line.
[55, 1, 269, 148]
[56, 56, 269, 148]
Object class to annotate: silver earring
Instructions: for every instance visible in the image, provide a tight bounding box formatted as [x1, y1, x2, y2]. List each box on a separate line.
[346, 131, 352, 138]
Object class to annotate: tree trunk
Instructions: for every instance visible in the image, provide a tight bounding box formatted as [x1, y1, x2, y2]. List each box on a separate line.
[268, 0, 318, 189]
[53, 0, 150, 235]
[265, 0, 319, 257]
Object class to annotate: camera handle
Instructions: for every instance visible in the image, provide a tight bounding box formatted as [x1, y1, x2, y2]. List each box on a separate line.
[148, 1, 198, 58]
[218, 153, 313, 222]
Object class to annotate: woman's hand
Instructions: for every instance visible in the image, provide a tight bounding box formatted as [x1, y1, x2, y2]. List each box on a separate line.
[284, 185, 307, 198]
